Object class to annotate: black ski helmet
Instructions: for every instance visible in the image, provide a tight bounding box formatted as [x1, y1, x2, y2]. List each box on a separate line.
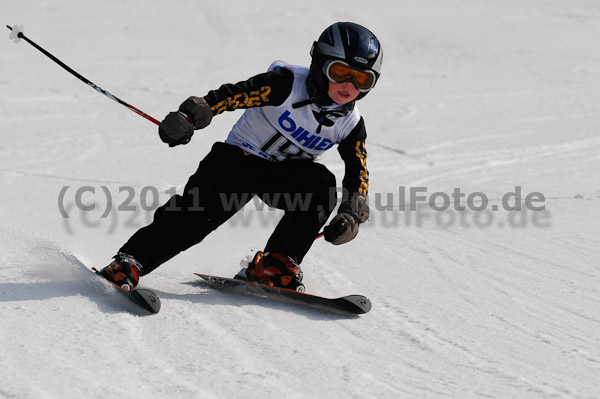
[310, 22, 382, 100]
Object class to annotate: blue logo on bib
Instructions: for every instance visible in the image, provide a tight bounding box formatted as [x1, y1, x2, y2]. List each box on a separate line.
[278, 110, 335, 151]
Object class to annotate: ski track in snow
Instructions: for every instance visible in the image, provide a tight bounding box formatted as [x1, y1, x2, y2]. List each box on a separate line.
[2, 0, 600, 398]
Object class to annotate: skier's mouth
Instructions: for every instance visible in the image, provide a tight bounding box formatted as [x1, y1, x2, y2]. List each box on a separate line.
[338, 90, 350, 98]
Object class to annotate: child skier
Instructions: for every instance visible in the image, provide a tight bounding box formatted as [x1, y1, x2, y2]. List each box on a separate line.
[99, 22, 382, 293]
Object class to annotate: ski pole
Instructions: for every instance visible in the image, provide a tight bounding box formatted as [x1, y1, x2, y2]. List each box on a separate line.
[6, 25, 160, 125]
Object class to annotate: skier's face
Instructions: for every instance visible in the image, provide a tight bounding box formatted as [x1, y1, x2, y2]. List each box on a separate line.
[327, 81, 360, 105]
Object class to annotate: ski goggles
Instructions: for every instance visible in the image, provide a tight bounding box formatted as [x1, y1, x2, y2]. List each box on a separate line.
[324, 60, 377, 92]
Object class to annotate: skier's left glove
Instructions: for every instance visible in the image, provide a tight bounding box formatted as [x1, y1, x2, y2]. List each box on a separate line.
[323, 194, 369, 245]
[158, 96, 213, 147]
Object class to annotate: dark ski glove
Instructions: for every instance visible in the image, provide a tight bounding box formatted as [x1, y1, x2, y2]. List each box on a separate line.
[158, 111, 194, 147]
[158, 96, 213, 147]
[323, 194, 369, 245]
[178, 96, 213, 130]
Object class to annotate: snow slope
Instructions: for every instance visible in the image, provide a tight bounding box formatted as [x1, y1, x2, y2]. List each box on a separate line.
[1, 0, 599, 398]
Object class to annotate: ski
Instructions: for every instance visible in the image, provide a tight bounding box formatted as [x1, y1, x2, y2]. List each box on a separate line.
[194, 272, 371, 315]
[91, 267, 161, 314]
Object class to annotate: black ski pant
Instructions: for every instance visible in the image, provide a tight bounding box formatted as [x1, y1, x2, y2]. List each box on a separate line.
[119, 142, 337, 275]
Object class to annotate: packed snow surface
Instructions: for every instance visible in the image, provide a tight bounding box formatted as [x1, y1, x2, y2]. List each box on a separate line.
[1, 1, 599, 398]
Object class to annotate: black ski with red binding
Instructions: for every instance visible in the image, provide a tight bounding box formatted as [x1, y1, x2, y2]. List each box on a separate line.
[91, 267, 161, 314]
[194, 272, 371, 315]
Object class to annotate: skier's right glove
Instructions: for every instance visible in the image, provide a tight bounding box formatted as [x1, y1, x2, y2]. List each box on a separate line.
[323, 194, 369, 245]
[158, 96, 213, 147]
[158, 111, 194, 147]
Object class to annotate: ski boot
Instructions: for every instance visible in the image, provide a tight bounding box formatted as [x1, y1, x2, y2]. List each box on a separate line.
[97, 253, 143, 291]
[243, 251, 305, 292]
